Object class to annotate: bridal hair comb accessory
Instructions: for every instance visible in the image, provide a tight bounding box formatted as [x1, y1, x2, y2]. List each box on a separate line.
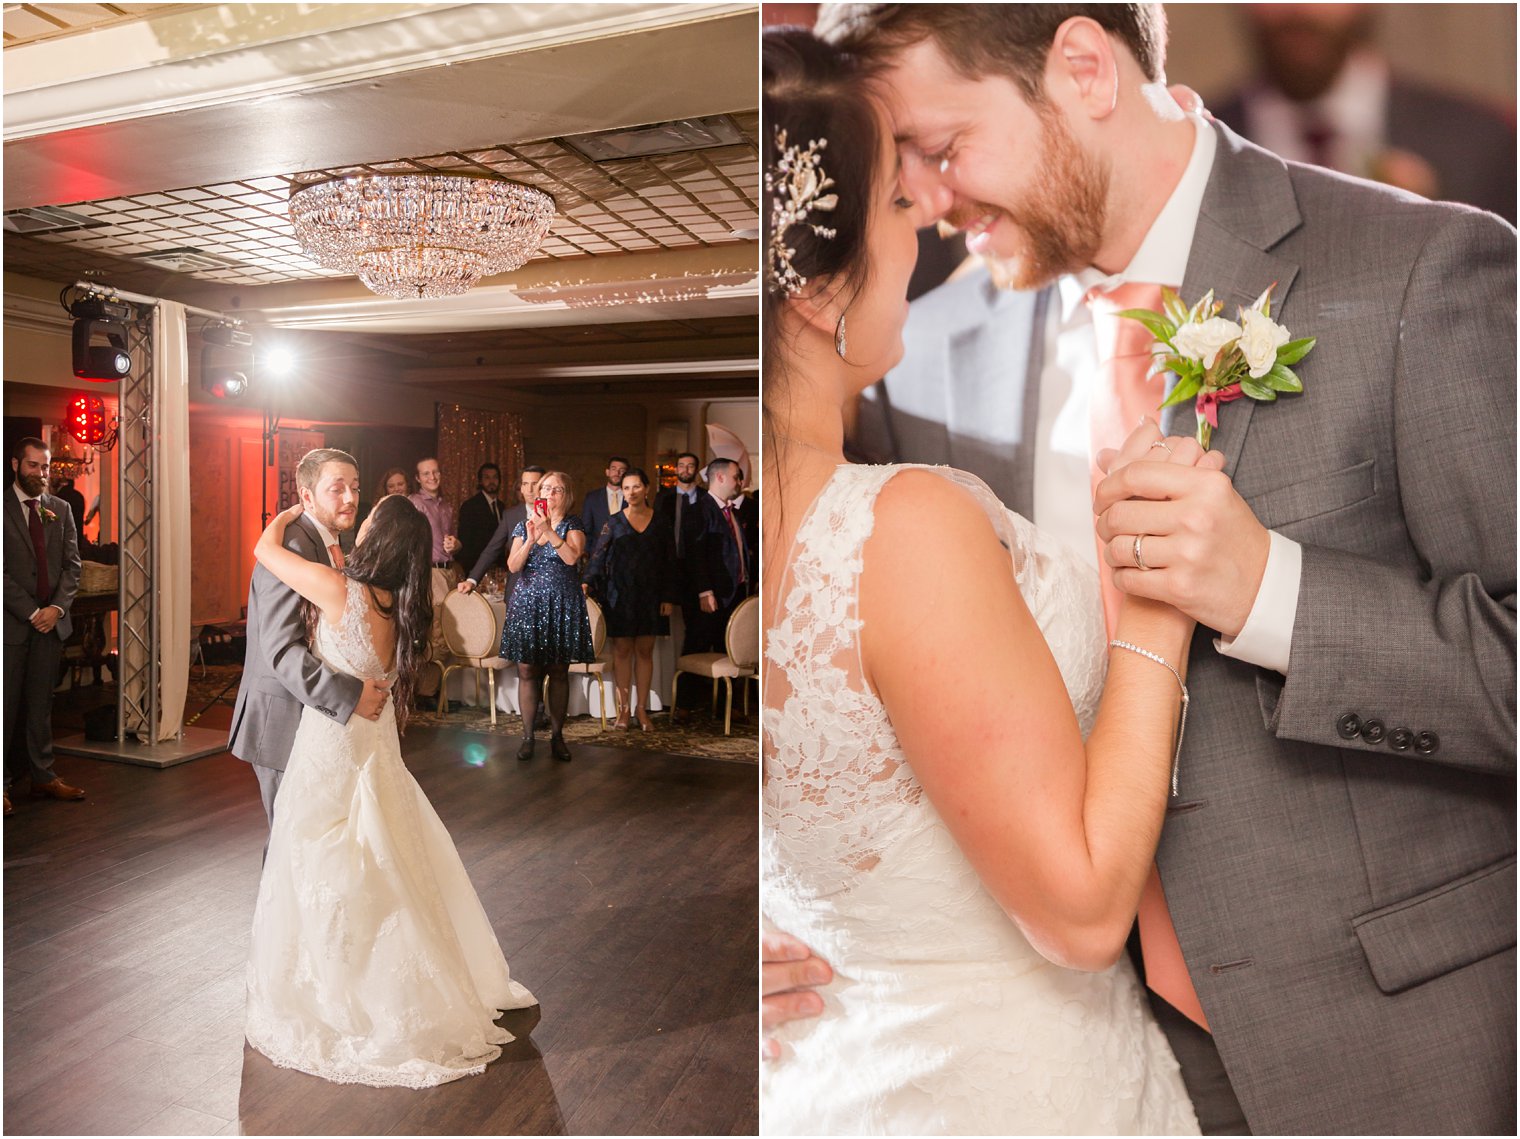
[767, 128, 838, 296]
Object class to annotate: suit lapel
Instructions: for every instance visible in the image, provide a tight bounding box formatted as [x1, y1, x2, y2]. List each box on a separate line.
[1169, 123, 1303, 478]
[291, 513, 331, 565]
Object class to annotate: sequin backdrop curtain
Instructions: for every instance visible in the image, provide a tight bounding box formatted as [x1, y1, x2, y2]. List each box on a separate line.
[436, 403, 525, 511]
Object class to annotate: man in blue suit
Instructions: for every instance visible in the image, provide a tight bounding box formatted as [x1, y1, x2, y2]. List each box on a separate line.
[683, 458, 753, 655]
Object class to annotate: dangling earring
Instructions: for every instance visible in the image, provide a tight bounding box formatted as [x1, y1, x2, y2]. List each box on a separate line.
[834, 311, 848, 361]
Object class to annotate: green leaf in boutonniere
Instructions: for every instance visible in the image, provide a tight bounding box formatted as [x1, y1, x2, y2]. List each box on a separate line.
[1159, 372, 1205, 409]
[1119, 281, 1317, 449]
[1262, 362, 1304, 392]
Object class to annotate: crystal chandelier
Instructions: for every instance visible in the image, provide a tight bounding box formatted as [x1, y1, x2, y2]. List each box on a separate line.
[288, 173, 556, 300]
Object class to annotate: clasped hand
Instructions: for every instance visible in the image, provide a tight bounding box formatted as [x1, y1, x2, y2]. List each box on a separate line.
[1093, 420, 1268, 637]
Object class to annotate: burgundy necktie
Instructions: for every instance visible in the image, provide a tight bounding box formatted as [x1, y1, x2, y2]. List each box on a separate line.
[27, 499, 50, 606]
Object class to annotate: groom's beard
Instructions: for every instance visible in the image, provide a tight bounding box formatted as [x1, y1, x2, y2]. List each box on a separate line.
[956, 109, 1109, 293]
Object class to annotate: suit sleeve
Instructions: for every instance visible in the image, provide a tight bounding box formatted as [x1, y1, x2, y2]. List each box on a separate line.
[3, 518, 38, 622]
[261, 530, 363, 724]
[582, 521, 614, 594]
[689, 508, 719, 597]
[49, 500, 81, 618]
[1266, 210, 1516, 775]
[467, 510, 516, 582]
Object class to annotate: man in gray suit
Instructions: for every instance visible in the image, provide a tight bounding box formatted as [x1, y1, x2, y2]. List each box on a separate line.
[3, 437, 86, 813]
[229, 447, 389, 828]
[767, 5, 1514, 1134]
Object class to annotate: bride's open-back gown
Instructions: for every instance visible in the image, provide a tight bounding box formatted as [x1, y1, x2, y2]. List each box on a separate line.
[762, 465, 1198, 1135]
[246, 578, 536, 1088]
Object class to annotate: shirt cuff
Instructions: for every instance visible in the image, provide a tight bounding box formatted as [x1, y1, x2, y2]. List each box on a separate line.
[1213, 530, 1302, 675]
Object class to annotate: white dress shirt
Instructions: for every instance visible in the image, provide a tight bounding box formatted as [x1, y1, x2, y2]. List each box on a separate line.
[307, 514, 341, 565]
[1033, 114, 1300, 674]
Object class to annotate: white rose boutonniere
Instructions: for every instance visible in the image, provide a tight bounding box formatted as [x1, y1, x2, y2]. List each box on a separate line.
[1120, 283, 1316, 448]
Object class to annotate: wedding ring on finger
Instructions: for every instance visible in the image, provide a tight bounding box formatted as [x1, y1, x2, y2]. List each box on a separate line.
[1148, 440, 1173, 455]
[1133, 533, 1153, 572]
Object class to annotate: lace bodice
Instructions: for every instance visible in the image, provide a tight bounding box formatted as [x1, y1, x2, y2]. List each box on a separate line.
[761, 464, 1196, 1135]
[314, 577, 395, 683]
[764, 463, 1105, 910]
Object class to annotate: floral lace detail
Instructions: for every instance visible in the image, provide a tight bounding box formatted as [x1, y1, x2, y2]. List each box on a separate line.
[319, 577, 391, 682]
[761, 464, 1197, 1135]
[245, 577, 535, 1089]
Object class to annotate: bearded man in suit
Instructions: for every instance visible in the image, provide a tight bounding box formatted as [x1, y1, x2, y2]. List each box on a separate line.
[229, 447, 390, 830]
[765, 5, 1515, 1134]
[3, 437, 85, 814]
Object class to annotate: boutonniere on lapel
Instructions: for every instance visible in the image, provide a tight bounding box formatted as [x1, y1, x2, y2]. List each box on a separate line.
[38, 504, 58, 525]
[1119, 284, 1316, 449]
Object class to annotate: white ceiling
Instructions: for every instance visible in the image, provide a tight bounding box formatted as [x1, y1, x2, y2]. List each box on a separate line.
[3, 2, 759, 386]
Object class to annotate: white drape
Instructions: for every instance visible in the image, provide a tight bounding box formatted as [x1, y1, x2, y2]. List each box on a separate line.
[154, 301, 191, 741]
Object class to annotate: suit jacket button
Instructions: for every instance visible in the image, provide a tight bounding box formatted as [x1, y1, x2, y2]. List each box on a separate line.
[1335, 713, 1361, 740]
[1414, 731, 1439, 756]
[1359, 718, 1385, 744]
[1388, 727, 1414, 751]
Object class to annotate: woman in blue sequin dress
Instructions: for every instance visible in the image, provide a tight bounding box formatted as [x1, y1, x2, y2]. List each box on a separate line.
[502, 470, 594, 761]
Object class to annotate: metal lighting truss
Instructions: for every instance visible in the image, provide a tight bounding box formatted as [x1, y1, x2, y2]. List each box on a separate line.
[115, 313, 155, 742]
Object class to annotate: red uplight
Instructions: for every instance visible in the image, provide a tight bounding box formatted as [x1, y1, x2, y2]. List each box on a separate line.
[66, 393, 109, 446]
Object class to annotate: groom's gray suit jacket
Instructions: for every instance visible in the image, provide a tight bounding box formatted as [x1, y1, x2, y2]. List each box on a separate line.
[856, 122, 1516, 1136]
[229, 514, 362, 773]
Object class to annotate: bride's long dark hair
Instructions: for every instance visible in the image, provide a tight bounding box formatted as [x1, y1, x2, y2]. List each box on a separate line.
[304, 493, 433, 733]
[762, 28, 884, 537]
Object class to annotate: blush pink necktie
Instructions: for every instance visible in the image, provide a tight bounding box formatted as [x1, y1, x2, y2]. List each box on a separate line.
[328, 543, 345, 570]
[1086, 282, 1211, 1031]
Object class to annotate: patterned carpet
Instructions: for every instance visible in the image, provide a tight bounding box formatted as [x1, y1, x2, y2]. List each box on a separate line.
[181, 664, 758, 763]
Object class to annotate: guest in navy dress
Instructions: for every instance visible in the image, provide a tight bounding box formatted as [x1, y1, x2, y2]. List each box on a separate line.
[501, 471, 594, 761]
[583, 468, 674, 731]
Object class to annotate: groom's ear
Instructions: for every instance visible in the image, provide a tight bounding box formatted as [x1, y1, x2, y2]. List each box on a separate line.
[1049, 16, 1120, 121]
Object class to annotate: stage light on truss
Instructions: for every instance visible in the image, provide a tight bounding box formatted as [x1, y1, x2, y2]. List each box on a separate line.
[69, 293, 133, 381]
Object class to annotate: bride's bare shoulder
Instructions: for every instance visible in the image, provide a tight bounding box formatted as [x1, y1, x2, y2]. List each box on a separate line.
[872, 467, 999, 542]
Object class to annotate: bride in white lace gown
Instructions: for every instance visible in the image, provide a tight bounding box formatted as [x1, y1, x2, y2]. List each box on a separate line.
[245, 496, 535, 1088]
[760, 31, 1205, 1133]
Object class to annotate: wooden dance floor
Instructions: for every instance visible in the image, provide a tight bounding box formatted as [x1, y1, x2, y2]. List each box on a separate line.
[3, 708, 758, 1135]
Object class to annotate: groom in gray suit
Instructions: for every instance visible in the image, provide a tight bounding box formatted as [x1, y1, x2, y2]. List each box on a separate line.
[229, 448, 389, 828]
[765, 5, 1514, 1134]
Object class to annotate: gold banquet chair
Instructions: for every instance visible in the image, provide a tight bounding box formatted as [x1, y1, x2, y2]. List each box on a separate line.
[439, 590, 509, 725]
[418, 567, 454, 703]
[545, 596, 613, 729]
[671, 595, 759, 736]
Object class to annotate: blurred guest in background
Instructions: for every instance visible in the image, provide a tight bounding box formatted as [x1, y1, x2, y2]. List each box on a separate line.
[52, 477, 86, 554]
[410, 457, 459, 573]
[459, 465, 544, 601]
[4, 438, 86, 814]
[653, 452, 703, 558]
[1215, 3, 1516, 221]
[500, 471, 593, 762]
[685, 457, 753, 656]
[358, 467, 409, 530]
[456, 462, 504, 575]
[583, 467, 674, 733]
[732, 465, 760, 560]
[580, 455, 629, 540]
